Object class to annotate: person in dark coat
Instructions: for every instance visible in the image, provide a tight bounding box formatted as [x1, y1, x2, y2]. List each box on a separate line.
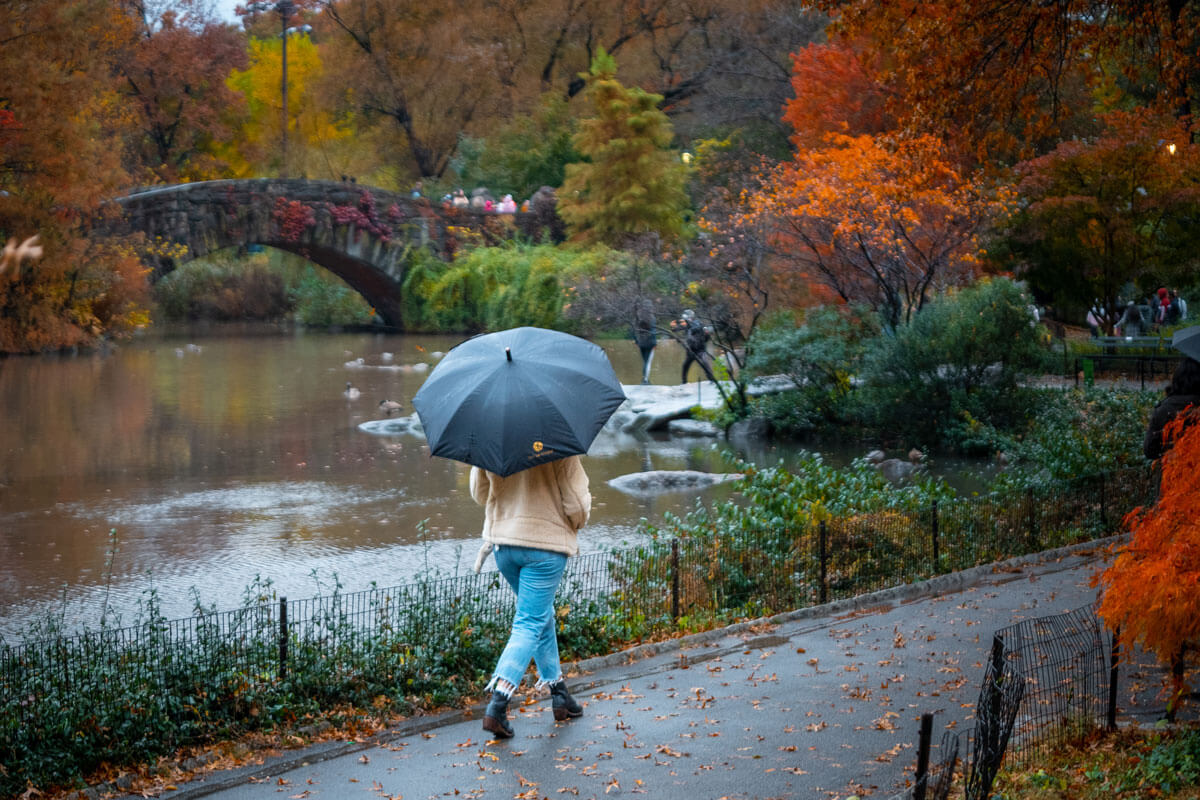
[1117, 300, 1145, 336]
[1144, 335, 1200, 460]
[632, 299, 656, 384]
[679, 309, 711, 383]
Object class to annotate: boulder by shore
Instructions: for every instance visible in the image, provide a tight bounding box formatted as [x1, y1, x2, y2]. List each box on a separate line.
[605, 377, 792, 434]
[359, 377, 793, 441]
[607, 469, 743, 497]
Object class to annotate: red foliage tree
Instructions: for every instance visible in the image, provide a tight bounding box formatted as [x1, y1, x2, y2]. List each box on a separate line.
[1098, 412, 1200, 713]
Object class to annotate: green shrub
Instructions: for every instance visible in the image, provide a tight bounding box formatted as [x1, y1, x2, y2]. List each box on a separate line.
[857, 277, 1050, 449]
[989, 387, 1156, 488]
[288, 265, 374, 327]
[744, 305, 880, 432]
[154, 256, 291, 322]
[401, 241, 606, 334]
[451, 93, 579, 203]
[616, 454, 958, 619]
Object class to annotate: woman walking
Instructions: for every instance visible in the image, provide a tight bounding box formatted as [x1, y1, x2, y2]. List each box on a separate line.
[470, 455, 591, 738]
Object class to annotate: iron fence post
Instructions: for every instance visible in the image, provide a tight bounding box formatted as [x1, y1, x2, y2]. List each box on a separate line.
[1168, 645, 1187, 723]
[914, 712, 933, 800]
[818, 521, 828, 605]
[931, 500, 940, 571]
[1099, 472, 1108, 530]
[1108, 626, 1120, 729]
[978, 634, 1007, 795]
[670, 539, 680, 623]
[1026, 489, 1039, 551]
[279, 596, 288, 680]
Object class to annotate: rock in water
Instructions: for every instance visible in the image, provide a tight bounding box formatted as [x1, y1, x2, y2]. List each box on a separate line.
[607, 469, 742, 497]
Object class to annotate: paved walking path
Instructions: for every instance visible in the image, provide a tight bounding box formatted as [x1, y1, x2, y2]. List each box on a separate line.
[120, 538, 1184, 800]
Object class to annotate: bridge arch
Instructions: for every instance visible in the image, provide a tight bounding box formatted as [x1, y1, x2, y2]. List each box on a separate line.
[112, 179, 561, 328]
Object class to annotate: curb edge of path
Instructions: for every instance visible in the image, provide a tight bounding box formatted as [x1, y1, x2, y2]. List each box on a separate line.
[132, 534, 1126, 800]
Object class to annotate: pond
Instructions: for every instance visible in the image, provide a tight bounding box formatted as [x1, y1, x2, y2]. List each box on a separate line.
[0, 324, 991, 640]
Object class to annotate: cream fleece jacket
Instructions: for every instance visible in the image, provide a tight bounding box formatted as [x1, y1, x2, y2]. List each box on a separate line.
[469, 456, 591, 571]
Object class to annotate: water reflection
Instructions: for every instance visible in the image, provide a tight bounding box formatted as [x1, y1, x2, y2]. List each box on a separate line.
[0, 325, 989, 640]
[0, 328, 734, 638]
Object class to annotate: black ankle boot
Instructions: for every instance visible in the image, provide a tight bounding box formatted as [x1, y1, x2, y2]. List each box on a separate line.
[549, 680, 583, 721]
[483, 690, 514, 739]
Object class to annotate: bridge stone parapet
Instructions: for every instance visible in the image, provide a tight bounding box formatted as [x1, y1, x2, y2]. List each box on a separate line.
[110, 178, 562, 328]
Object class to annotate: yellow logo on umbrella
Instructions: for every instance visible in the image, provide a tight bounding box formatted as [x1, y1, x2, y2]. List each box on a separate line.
[532, 441, 544, 453]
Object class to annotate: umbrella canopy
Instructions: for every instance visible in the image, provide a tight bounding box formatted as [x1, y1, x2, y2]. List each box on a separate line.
[1173, 325, 1200, 361]
[411, 327, 627, 476]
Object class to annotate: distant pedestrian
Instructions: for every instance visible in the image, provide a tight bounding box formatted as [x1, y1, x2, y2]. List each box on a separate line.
[632, 299, 656, 384]
[679, 309, 711, 383]
[1087, 300, 1104, 337]
[1156, 287, 1171, 327]
[1117, 300, 1144, 337]
[1168, 290, 1184, 324]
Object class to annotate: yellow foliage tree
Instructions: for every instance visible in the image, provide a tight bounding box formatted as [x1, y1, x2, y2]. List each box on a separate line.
[220, 34, 353, 178]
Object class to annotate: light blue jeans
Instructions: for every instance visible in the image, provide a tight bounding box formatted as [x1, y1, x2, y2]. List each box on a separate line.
[487, 544, 568, 692]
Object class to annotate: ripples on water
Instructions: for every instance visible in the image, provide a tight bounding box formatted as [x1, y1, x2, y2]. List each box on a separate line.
[0, 329, 744, 639]
[0, 326, 991, 641]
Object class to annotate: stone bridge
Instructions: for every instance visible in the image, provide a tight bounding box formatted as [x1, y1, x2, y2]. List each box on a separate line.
[110, 178, 563, 328]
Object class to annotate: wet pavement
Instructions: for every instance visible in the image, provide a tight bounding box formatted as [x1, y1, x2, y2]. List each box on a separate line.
[123, 537, 1185, 800]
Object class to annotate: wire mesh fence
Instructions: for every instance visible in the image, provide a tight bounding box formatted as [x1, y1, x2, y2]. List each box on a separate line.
[884, 724, 960, 800]
[953, 603, 1145, 800]
[964, 635, 1029, 800]
[0, 465, 1155, 795]
[999, 605, 1115, 758]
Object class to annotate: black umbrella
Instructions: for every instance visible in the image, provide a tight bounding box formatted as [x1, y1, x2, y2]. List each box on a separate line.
[1172, 325, 1200, 361]
[411, 327, 627, 476]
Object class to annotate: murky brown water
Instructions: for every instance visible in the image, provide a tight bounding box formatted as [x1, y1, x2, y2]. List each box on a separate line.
[0, 324, 994, 640]
[0, 326, 760, 639]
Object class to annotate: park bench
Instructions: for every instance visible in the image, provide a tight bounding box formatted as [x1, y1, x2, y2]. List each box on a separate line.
[1091, 334, 1168, 354]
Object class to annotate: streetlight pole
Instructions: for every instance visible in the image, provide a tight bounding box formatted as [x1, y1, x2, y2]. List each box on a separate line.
[277, 0, 294, 175]
[248, 0, 297, 176]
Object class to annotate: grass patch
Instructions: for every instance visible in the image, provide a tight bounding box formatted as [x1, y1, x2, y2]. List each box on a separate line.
[994, 722, 1200, 799]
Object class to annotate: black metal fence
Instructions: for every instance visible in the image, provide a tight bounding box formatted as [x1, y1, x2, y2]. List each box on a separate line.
[1072, 354, 1180, 389]
[885, 717, 961, 800]
[0, 465, 1156, 795]
[953, 602, 1168, 800]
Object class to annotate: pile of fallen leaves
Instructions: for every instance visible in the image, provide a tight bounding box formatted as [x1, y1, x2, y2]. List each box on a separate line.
[993, 721, 1200, 799]
[37, 705, 405, 800]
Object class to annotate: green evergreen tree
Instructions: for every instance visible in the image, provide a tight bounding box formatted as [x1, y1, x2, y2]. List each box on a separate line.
[559, 50, 690, 248]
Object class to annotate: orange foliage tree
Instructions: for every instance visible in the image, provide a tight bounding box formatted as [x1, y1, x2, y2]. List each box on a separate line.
[745, 132, 1009, 329]
[1098, 413, 1200, 709]
[1000, 109, 1200, 326]
[0, 0, 152, 353]
[121, 4, 248, 182]
[812, 0, 1200, 164]
[783, 36, 894, 152]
